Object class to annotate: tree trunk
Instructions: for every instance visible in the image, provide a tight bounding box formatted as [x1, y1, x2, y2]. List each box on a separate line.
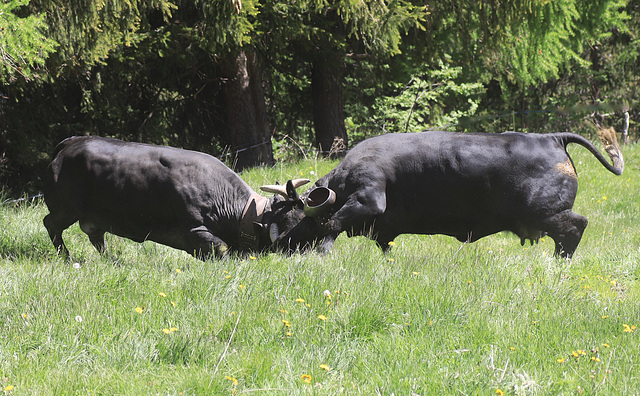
[311, 53, 348, 157]
[224, 49, 273, 170]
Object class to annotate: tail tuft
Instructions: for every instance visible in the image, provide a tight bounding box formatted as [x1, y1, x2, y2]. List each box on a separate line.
[598, 127, 624, 175]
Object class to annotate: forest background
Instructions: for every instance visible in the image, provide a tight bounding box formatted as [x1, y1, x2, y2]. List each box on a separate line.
[0, 0, 637, 195]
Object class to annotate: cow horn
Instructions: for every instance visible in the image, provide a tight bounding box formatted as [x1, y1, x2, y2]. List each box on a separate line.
[260, 184, 288, 198]
[304, 186, 336, 217]
[260, 178, 310, 199]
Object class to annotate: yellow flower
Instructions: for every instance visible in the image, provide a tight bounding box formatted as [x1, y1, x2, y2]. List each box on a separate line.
[571, 351, 579, 357]
[496, 389, 504, 396]
[317, 315, 327, 321]
[170, 327, 178, 332]
[412, 272, 419, 276]
[509, 347, 515, 351]
[623, 324, 634, 333]
[3, 385, 15, 392]
[557, 358, 565, 363]
[159, 292, 167, 298]
[602, 343, 610, 348]
[239, 284, 245, 289]
[286, 331, 292, 337]
[175, 268, 181, 273]
[225, 275, 231, 279]
[162, 328, 171, 334]
[170, 301, 176, 307]
[295, 298, 305, 303]
[602, 315, 609, 319]
[319, 364, 331, 371]
[388, 241, 396, 246]
[249, 255, 257, 260]
[578, 350, 587, 356]
[21, 313, 26, 319]
[225, 376, 239, 386]
[135, 307, 144, 314]
[282, 319, 291, 328]
[301, 374, 312, 383]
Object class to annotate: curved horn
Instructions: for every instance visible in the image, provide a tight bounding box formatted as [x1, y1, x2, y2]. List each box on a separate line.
[291, 178, 311, 188]
[304, 187, 336, 217]
[260, 184, 289, 198]
[260, 178, 310, 199]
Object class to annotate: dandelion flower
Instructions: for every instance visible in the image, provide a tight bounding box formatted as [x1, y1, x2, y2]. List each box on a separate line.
[175, 268, 181, 273]
[388, 241, 396, 246]
[602, 343, 610, 348]
[225, 376, 239, 386]
[318, 315, 327, 321]
[623, 324, 634, 333]
[295, 298, 305, 303]
[571, 351, 579, 358]
[239, 284, 245, 289]
[170, 327, 178, 332]
[162, 328, 171, 334]
[3, 385, 14, 392]
[323, 290, 332, 298]
[135, 307, 144, 314]
[159, 292, 167, 298]
[301, 374, 312, 383]
[557, 358, 565, 363]
[496, 389, 504, 396]
[21, 313, 27, 319]
[319, 364, 331, 371]
[225, 275, 231, 279]
[249, 255, 257, 260]
[282, 319, 291, 327]
[170, 301, 176, 307]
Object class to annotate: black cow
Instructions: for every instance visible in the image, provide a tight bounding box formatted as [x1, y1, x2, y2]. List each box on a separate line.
[43, 136, 309, 260]
[267, 129, 624, 258]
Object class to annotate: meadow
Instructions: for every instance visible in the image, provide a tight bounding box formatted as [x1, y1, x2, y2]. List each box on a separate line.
[1, 141, 640, 395]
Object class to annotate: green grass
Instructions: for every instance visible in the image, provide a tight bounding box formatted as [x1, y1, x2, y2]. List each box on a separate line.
[2, 143, 640, 395]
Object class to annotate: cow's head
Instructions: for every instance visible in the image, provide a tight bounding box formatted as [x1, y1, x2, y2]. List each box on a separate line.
[260, 181, 337, 253]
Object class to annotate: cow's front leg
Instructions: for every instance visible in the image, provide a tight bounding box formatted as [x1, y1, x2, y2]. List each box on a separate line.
[189, 226, 229, 260]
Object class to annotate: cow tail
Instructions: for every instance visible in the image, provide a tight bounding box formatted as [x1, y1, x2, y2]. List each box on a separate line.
[560, 129, 624, 175]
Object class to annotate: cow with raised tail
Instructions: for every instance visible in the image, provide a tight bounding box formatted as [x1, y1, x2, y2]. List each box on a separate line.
[43, 136, 310, 260]
[267, 129, 624, 258]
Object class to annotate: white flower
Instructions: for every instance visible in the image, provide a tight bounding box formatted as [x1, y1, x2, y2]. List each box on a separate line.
[323, 289, 332, 297]
[75, 315, 83, 322]
[72, 262, 81, 269]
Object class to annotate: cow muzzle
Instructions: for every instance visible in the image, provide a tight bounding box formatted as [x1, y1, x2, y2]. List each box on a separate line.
[304, 187, 336, 218]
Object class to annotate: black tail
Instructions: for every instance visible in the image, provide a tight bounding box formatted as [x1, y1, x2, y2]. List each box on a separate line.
[559, 129, 624, 175]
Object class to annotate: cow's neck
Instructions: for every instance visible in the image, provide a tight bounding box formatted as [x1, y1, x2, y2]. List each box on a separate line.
[238, 192, 269, 251]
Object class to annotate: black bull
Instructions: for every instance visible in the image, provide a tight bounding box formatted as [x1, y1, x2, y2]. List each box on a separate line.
[43, 136, 309, 260]
[268, 130, 624, 258]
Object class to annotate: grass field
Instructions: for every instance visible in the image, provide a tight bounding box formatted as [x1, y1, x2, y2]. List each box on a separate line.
[1, 141, 640, 395]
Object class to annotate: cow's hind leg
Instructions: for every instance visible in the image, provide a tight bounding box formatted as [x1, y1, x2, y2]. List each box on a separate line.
[43, 212, 77, 258]
[79, 220, 106, 254]
[540, 210, 588, 259]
